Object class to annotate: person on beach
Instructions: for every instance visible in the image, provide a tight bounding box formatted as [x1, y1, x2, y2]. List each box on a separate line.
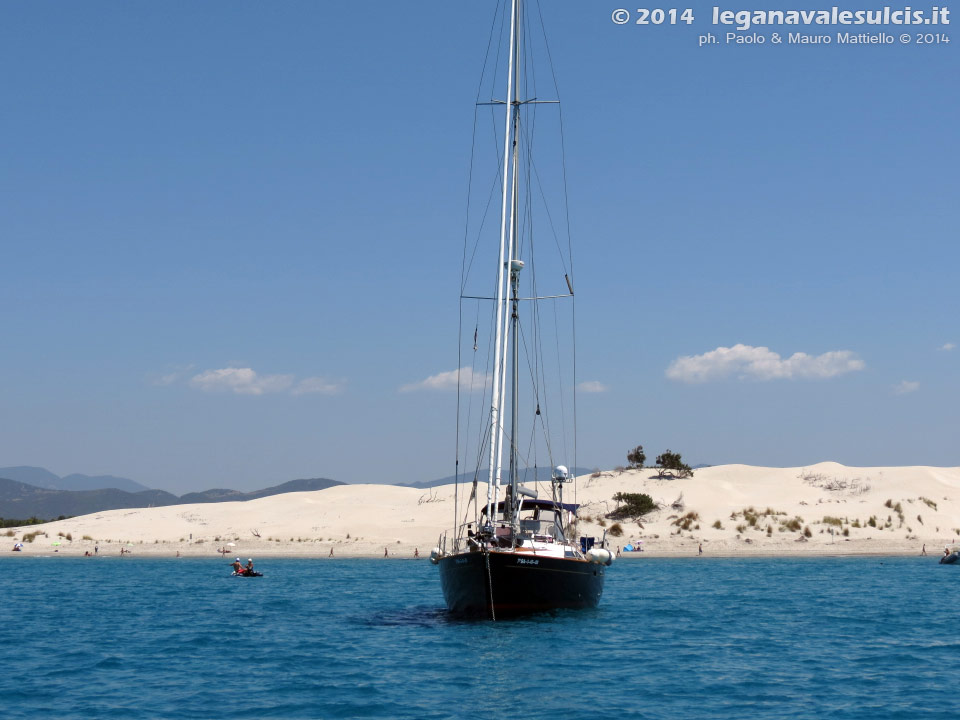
[232, 558, 243, 574]
[698, 543, 703, 556]
[329, 547, 334, 557]
[384, 547, 388, 558]
[94, 545, 98, 555]
[414, 548, 419, 559]
[922, 544, 927, 556]
[616, 546, 621, 558]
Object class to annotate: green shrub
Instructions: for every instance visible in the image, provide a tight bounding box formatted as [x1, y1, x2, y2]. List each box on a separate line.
[82, 535, 94, 541]
[608, 523, 624, 537]
[867, 516, 877, 527]
[842, 528, 850, 537]
[712, 520, 723, 530]
[822, 516, 844, 527]
[608, 493, 658, 520]
[803, 526, 812, 538]
[920, 497, 938, 511]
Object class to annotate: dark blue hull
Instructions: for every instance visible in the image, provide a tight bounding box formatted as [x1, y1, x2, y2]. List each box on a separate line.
[438, 549, 605, 618]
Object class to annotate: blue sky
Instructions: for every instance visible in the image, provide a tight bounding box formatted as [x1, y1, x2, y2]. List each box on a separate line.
[1, 1, 956, 493]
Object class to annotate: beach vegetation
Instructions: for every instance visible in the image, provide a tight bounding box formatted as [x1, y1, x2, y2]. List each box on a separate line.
[842, 528, 850, 537]
[597, 518, 607, 527]
[803, 526, 812, 537]
[712, 520, 723, 529]
[867, 516, 877, 527]
[608, 492, 658, 520]
[736, 524, 746, 533]
[766, 525, 773, 535]
[65, 533, 72, 541]
[672, 511, 700, 531]
[3, 529, 15, 537]
[654, 450, 693, 479]
[613, 466, 627, 475]
[82, 535, 93, 540]
[1, 516, 64, 528]
[608, 523, 624, 537]
[781, 517, 803, 532]
[920, 497, 937, 511]
[346, 533, 351, 539]
[884, 499, 893, 508]
[851, 519, 861, 528]
[822, 516, 844, 527]
[626, 445, 646, 469]
[916, 514, 923, 525]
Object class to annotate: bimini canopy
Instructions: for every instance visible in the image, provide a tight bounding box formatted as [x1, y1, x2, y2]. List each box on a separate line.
[485, 499, 580, 515]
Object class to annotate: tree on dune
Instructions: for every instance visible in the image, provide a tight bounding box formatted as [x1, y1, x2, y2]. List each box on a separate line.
[626, 445, 646, 469]
[655, 450, 693, 479]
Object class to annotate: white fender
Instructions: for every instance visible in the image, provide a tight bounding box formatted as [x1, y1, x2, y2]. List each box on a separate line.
[429, 547, 442, 565]
[586, 548, 613, 566]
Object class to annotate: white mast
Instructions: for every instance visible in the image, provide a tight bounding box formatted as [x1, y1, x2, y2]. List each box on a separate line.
[485, 0, 520, 524]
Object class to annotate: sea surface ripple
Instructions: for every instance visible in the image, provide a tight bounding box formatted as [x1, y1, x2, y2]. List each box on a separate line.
[1, 556, 957, 719]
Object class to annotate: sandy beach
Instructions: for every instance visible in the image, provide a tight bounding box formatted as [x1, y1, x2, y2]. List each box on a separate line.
[4, 462, 959, 559]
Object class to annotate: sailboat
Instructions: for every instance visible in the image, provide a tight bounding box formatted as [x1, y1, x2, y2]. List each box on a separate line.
[431, 0, 612, 619]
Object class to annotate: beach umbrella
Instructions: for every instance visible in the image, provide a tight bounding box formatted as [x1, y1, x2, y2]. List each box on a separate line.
[51, 541, 61, 546]
[227, 542, 236, 547]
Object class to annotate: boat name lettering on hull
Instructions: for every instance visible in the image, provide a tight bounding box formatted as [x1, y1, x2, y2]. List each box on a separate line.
[517, 558, 539, 565]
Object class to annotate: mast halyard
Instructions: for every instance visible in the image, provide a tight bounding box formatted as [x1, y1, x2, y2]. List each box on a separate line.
[486, 0, 521, 528]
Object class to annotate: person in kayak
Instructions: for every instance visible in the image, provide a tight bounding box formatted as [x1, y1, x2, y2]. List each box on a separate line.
[231, 557, 243, 574]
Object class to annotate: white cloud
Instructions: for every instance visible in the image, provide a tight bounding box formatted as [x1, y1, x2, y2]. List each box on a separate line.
[894, 380, 920, 395]
[578, 380, 608, 393]
[666, 344, 865, 383]
[292, 377, 344, 396]
[942, 342, 956, 351]
[189, 367, 294, 396]
[151, 365, 195, 387]
[400, 367, 491, 393]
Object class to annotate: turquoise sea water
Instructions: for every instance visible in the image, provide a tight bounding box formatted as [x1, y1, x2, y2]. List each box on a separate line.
[1, 556, 957, 719]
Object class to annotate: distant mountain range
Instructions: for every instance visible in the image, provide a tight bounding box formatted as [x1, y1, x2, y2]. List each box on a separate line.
[403, 466, 594, 489]
[0, 466, 150, 493]
[0, 471, 343, 521]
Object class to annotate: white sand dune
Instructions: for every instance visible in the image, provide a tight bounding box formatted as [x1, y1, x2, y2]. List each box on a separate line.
[5, 462, 960, 559]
